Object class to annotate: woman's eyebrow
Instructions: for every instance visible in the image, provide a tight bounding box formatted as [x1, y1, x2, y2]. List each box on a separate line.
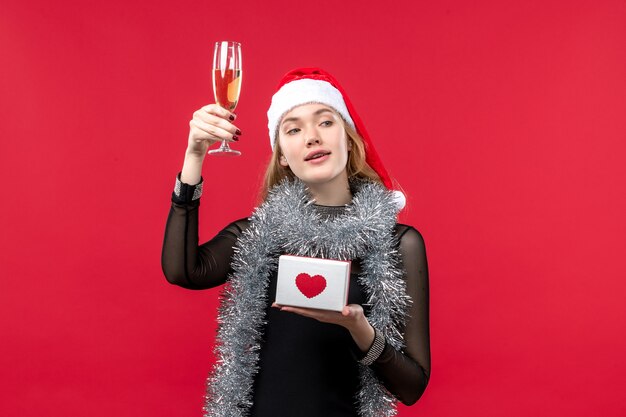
[281, 108, 335, 125]
[313, 108, 334, 116]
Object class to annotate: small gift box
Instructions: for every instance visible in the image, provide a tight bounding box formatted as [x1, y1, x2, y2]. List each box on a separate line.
[275, 255, 351, 312]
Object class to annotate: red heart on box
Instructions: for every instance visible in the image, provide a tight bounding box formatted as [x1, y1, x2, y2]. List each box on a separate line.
[295, 273, 327, 299]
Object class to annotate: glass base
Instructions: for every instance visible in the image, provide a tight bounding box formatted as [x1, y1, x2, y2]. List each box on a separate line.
[208, 141, 241, 157]
[208, 148, 241, 157]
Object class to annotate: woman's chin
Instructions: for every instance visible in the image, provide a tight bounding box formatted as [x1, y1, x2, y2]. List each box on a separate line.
[296, 170, 348, 188]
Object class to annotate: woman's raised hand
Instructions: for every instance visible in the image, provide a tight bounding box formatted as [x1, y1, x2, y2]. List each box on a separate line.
[187, 104, 241, 157]
[181, 104, 241, 185]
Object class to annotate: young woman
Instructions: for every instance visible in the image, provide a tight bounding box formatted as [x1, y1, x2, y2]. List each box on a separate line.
[162, 68, 430, 417]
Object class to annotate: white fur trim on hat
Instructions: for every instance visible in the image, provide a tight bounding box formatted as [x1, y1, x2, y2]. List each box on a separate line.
[267, 79, 355, 149]
[392, 190, 406, 210]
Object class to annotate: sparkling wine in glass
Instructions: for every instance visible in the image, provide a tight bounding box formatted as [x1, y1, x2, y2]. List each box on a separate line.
[209, 41, 242, 156]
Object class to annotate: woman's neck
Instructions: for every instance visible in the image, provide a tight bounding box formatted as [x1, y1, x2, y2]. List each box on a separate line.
[306, 173, 352, 206]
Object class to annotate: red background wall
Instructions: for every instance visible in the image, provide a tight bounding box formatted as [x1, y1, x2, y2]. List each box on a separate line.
[1, 1, 625, 416]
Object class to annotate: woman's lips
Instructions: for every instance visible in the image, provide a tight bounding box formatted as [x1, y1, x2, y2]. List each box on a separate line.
[305, 151, 331, 164]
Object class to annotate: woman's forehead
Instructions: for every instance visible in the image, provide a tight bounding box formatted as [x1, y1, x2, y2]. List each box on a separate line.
[280, 103, 337, 124]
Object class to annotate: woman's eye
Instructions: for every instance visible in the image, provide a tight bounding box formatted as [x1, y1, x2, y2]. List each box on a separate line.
[320, 120, 333, 127]
[286, 128, 300, 135]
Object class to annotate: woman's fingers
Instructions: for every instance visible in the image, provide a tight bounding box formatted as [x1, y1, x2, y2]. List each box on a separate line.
[295, 308, 340, 323]
[200, 103, 236, 121]
[272, 303, 364, 328]
[184, 103, 239, 157]
[188, 104, 241, 148]
[190, 118, 238, 143]
[195, 111, 241, 139]
[342, 305, 355, 317]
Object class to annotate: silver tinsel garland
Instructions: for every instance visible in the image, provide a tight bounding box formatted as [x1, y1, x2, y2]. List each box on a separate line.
[203, 178, 411, 417]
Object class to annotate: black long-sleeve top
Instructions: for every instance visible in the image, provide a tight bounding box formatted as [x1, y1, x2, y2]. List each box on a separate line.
[162, 197, 431, 416]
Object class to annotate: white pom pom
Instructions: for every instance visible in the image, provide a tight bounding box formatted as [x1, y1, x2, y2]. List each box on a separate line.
[392, 190, 406, 210]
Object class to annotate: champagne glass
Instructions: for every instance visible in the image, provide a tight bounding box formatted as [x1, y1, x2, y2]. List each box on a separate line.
[209, 41, 242, 156]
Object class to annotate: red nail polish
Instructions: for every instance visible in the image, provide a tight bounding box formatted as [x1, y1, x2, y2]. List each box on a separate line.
[232, 135, 239, 141]
[229, 115, 235, 121]
[236, 129, 242, 135]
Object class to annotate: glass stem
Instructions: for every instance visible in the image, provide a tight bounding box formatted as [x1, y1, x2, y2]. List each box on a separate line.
[218, 140, 232, 152]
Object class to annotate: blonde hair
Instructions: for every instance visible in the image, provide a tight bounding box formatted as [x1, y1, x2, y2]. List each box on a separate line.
[260, 119, 382, 202]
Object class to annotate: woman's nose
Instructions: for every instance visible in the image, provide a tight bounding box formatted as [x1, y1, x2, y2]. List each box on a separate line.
[305, 129, 321, 146]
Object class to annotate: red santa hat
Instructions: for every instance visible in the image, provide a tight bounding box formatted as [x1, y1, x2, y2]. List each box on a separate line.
[267, 67, 406, 209]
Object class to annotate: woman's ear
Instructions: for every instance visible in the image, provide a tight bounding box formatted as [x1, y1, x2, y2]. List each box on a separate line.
[279, 155, 289, 167]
